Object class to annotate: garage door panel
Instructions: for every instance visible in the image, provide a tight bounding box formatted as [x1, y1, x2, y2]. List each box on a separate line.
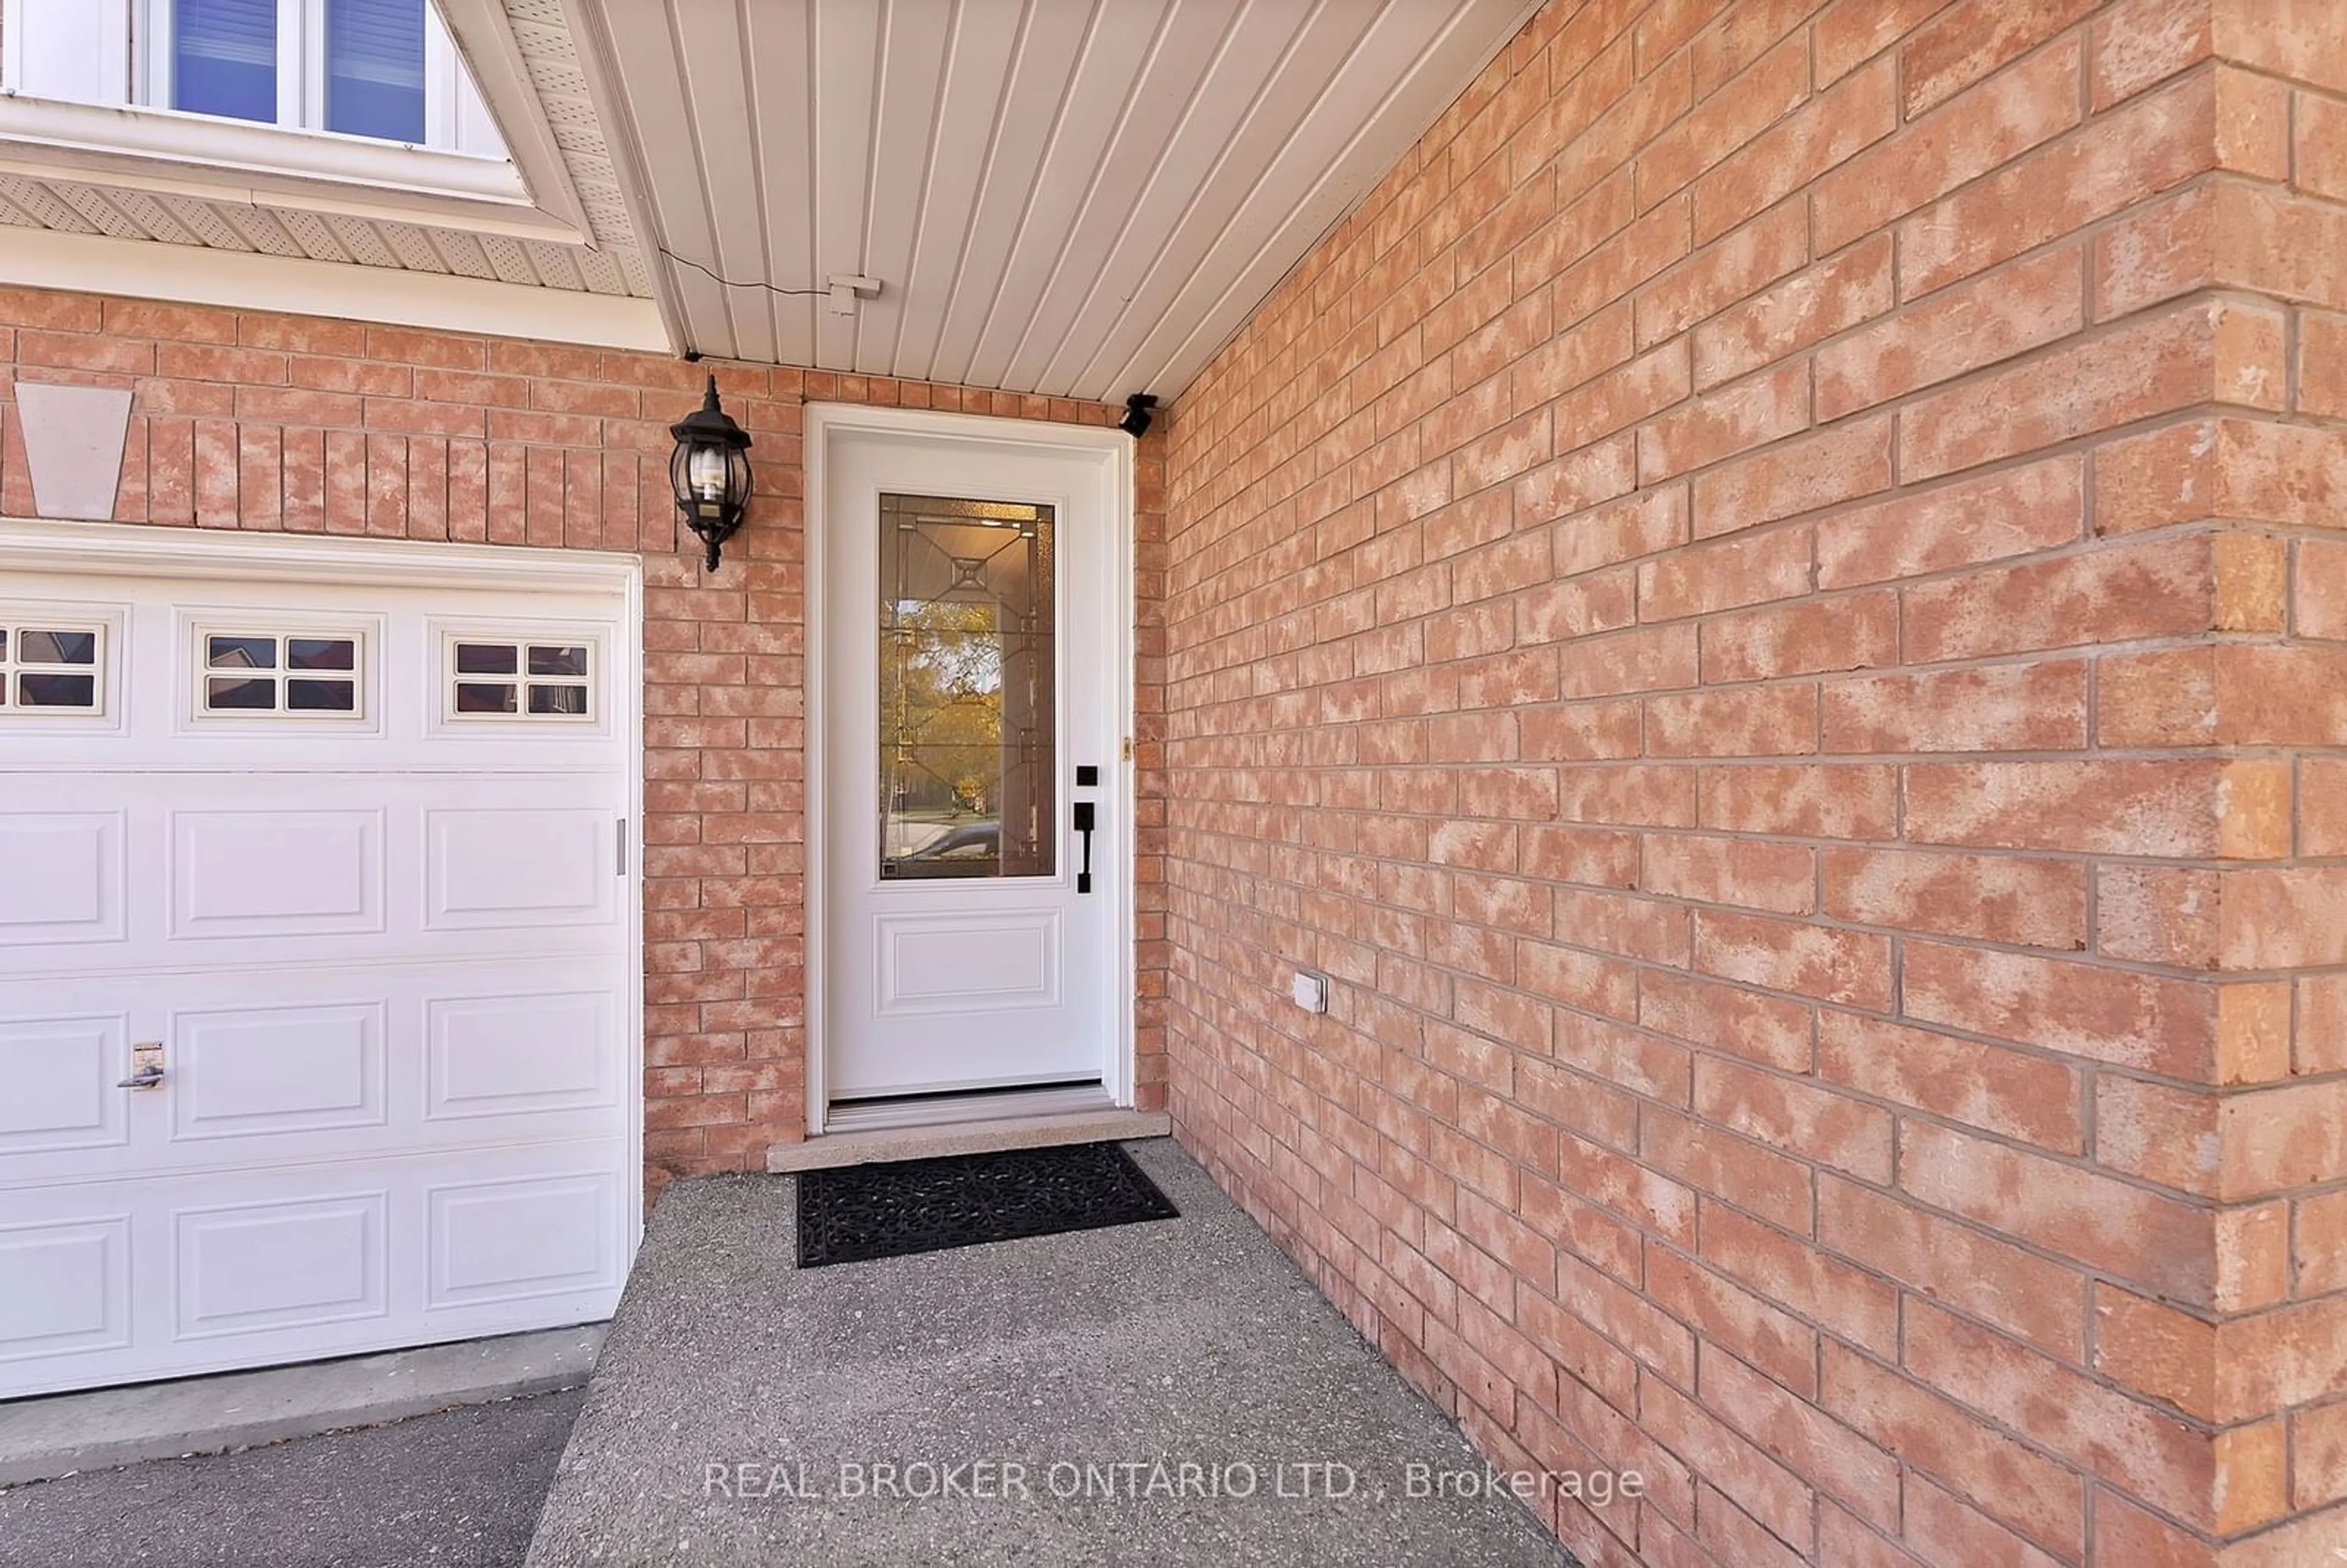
[0, 1217, 132, 1364]
[425, 989, 619, 1121]
[426, 1170, 619, 1311]
[0, 1013, 129, 1154]
[0, 964, 623, 1182]
[0, 1146, 625, 1397]
[0, 785, 622, 978]
[160, 964, 623, 1170]
[0, 810, 127, 947]
[174, 1192, 389, 1341]
[425, 807, 616, 930]
[170, 1000, 388, 1142]
[169, 808, 386, 940]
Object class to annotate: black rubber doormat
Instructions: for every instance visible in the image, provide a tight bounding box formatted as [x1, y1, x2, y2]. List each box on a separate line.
[795, 1141, 1178, 1267]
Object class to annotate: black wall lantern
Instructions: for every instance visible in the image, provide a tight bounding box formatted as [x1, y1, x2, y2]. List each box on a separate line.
[669, 375, 752, 572]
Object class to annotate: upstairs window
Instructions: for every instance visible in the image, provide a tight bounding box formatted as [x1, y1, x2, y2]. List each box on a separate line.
[169, 0, 278, 126]
[324, 0, 426, 141]
[156, 0, 448, 145]
[1, 0, 502, 156]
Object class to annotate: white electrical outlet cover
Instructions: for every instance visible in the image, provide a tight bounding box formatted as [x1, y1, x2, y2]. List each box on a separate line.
[1291, 972, 1327, 1013]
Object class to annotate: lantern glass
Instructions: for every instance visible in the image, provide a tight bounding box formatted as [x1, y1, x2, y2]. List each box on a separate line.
[688, 444, 727, 502]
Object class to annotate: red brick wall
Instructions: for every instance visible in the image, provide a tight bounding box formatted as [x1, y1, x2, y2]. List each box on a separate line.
[1160, 1, 2347, 1564]
[0, 291, 1165, 1189]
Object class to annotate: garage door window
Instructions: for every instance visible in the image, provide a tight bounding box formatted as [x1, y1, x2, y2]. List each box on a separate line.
[199, 631, 362, 716]
[446, 637, 595, 722]
[0, 623, 103, 711]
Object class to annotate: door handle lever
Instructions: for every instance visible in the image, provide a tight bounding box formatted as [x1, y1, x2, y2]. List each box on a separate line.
[118, 1041, 165, 1090]
[1072, 801, 1095, 894]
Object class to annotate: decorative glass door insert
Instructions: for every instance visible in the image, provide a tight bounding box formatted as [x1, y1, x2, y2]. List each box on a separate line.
[876, 493, 1056, 881]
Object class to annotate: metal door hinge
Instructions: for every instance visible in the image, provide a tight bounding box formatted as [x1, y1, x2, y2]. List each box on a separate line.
[616, 818, 629, 876]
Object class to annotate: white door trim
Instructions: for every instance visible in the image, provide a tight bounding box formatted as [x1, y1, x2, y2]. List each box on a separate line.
[803, 404, 1136, 1136]
[0, 515, 647, 1250]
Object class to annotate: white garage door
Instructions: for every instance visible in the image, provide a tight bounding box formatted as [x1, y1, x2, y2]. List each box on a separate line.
[0, 527, 639, 1399]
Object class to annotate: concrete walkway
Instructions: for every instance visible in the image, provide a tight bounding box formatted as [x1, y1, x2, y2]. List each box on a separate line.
[526, 1139, 1576, 1567]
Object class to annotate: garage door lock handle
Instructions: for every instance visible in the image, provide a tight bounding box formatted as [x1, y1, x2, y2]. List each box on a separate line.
[118, 1042, 165, 1090]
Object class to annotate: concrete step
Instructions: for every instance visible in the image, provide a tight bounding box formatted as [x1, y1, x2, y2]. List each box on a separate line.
[0, 1324, 606, 1487]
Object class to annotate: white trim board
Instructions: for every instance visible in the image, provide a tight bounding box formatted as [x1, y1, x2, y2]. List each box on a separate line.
[0, 515, 645, 592]
[0, 227, 669, 351]
[0, 97, 545, 224]
[801, 403, 1138, 1136]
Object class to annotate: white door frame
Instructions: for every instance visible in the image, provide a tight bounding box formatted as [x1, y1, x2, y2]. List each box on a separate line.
[803, 404, 1136, 1135]
[0, 516, 648, 1246]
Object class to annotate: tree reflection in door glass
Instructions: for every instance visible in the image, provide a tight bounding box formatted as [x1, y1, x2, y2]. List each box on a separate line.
[878, 493, 1055, 881]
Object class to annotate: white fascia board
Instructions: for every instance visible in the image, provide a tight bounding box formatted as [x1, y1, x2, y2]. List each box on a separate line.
[432, 0, 596, 245]
[0, 227, 672, 353]
[550, 0, 690, 367]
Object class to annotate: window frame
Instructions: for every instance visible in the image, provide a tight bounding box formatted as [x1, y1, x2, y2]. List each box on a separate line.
[0, 618, 109, 717]
[134, 0, 494, 153]
[188, 619, 371, 725]
[438, 629, 601, 727]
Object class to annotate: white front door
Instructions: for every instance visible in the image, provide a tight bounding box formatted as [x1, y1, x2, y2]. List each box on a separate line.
[0, 531, 637, 1399]
[817, 414, 1129, 1108]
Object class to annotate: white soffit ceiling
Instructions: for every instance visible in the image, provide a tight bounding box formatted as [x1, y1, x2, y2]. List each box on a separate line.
[565, 0, 1540, 400]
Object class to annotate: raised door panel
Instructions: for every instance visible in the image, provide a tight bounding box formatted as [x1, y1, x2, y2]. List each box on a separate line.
[425, 1171, 619, 1311]
[423, 808, 615, 931]
[873, 910, 1061, 1016]
[424, 990, 617, 1121]
[172, 1193, 391, 1341]
[0, 811, 126, 947]
[0, 1217, 132, 1366]
[169, 1002, 388, 1142]
[0, 1013, 128, 1154]
[169, 808, 386, 940]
